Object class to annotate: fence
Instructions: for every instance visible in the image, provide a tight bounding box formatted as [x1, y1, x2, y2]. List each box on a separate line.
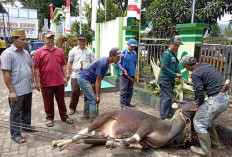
[139, 38, 169, 80]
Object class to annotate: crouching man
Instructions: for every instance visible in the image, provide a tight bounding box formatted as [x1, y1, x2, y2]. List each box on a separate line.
[181, 55, 230, 157]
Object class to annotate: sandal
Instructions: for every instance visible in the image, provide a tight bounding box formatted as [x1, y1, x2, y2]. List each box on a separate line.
[62, 118, 74, 124]
[46, 120, 54, 127]
[12, 136, 26, 144]
[69, 109, 75, 115]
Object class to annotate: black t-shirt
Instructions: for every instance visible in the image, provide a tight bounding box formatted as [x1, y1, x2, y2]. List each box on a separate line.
[191, 63, 224, 105]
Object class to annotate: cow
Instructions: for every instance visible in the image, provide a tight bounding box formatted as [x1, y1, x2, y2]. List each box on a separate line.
[52, 101, 196, 151]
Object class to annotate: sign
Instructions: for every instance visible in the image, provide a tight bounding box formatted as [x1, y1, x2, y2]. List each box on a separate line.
[0, 17, 39, 38]
[127, 0, 141, 20]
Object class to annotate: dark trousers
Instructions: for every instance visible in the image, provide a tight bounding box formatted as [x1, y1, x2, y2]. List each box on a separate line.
[69, 78, 80, 111]
[9, 92, 32, 138]
[120, 75, 134, 107]
[158, 76, 175, 119]
[41, 84, 68, 121]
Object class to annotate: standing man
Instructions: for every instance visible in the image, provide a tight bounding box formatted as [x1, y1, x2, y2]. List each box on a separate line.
[1, 30, 34, 143]
[34, 31, 73, 127]
[158, 35, 183, 120]
[78, 47, 123, 122]
[0, 37, 6, 55]
[181, 55, 230, 157]
[67, 34, 95, 116]
[117, 38, 138, 109]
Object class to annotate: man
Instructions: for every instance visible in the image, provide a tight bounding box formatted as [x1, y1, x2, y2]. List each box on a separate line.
[158, 35, 183, 120]
[117, 38, 138, 109]
[181, 55, 230, 157]
[1, 29, 34, 143]
[67, 34, 95, 116]
[0, 37, 6, 55]
[78, 47, 123, 122]
[34, 31, 73, 127]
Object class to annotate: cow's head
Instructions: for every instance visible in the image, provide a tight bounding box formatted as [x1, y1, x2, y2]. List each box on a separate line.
[172, 101, 196, 119]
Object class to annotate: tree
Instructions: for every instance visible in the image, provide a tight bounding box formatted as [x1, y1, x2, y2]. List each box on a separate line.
[209, 24, 222, 37]
[145, 0, 232, 37]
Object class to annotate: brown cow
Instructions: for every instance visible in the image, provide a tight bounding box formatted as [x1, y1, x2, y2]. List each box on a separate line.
[52, 101, 196, 151]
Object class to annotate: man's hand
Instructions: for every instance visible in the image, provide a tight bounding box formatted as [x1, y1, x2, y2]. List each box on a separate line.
[191, 103, 199, 112]
[96, 96, 100, 104]
[134, 76, 137, 82]
[10, 91, 18, 102]
[123, 70, 129, 77]
[176, 73, 182, 78]
[35, 82, 41, 92]
[64, 78, 68, 87]
[67, 73, 71, 82]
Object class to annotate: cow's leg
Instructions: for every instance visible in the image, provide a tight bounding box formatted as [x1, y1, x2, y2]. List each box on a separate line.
[52, 128, 89, 151]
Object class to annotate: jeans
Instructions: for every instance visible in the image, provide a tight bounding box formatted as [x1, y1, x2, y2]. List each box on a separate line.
[77, 76, 96, 111]
[158, 76, 175, 119]
[193, 92, 230, 133]
[9, 92, 32, 138]
[120, 75, 134, 107]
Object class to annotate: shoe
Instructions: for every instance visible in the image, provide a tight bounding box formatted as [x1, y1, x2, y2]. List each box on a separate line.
[12, 135, 26, 144]
[126, 104, 135, 107]
[121, 106, 126, 110]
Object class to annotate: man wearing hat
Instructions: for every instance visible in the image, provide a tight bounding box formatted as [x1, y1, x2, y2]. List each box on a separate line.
[117, 38, 138, 109]
[1, 29, 35, 143]
[181, 55, 230, 157]
[78, 47, 123, 122]
[66, 34, 95, 116]
[34, 31, 73, 127]
[158, 35, 183, 120]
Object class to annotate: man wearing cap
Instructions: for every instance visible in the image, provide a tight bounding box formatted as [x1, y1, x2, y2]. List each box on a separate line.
[181, 55, 230, 157]
[78, 47, 123, 122]
[1, 29, 35, 143]
[117, 38, 138, 109]
[34, 31, 73, 127]
[158, 35, 183, 120]
[66, 34, 95, 116]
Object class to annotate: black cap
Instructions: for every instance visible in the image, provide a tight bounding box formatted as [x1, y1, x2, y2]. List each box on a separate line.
[109, 47, 124, 57]
[170, 35, 183, 45]
[77, 34, 87, 40]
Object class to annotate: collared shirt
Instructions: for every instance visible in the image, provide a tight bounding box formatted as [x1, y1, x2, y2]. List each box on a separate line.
[117, 48, 137, 76]
[159, 49, 181, 79]
[68, 46, 95, 78]
[1, 44, 34, 96]
[33, 46, 66, 87]
[79, 57, 109, 84]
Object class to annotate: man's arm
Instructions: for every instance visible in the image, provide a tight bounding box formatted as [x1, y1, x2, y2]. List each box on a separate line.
[62, 65, 68, 87]
[95, 75, 102, 104]
[2, 70, 18, 101]
[191, 74, 205, 106]
[66, 61, 73, 82]
[34, 67, 41, 91]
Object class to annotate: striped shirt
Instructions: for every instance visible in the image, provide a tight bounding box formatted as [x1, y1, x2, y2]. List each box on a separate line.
[1, 44, 34, 96]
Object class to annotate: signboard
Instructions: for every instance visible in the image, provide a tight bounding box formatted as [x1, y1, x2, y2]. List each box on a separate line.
[0, 17, 39, 38]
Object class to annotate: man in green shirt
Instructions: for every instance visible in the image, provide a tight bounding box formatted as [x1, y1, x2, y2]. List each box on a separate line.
[158, 35, 183, 120]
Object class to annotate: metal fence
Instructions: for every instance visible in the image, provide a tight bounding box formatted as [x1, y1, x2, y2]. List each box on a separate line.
[139, 38, 169, 80]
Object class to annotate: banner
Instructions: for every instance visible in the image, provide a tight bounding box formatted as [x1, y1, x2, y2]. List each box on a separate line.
[0, 18, 38, 38]
[91, 0, 98, 31]
[127, 0, 141, 20]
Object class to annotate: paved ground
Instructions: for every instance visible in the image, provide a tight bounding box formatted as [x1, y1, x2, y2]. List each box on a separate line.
[0, 71, 232, 157]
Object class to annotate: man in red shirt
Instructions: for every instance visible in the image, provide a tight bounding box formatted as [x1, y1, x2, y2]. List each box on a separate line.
[34, 31, 73, 127]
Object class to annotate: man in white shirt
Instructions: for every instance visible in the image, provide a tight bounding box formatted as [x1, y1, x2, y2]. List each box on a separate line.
[67, 34, 95, 116]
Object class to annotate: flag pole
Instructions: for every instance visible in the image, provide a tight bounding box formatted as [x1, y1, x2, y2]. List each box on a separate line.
[137, 0, 142, 83]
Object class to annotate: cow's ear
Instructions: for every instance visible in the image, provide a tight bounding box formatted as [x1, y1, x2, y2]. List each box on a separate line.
[172, 102, 180, 109]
